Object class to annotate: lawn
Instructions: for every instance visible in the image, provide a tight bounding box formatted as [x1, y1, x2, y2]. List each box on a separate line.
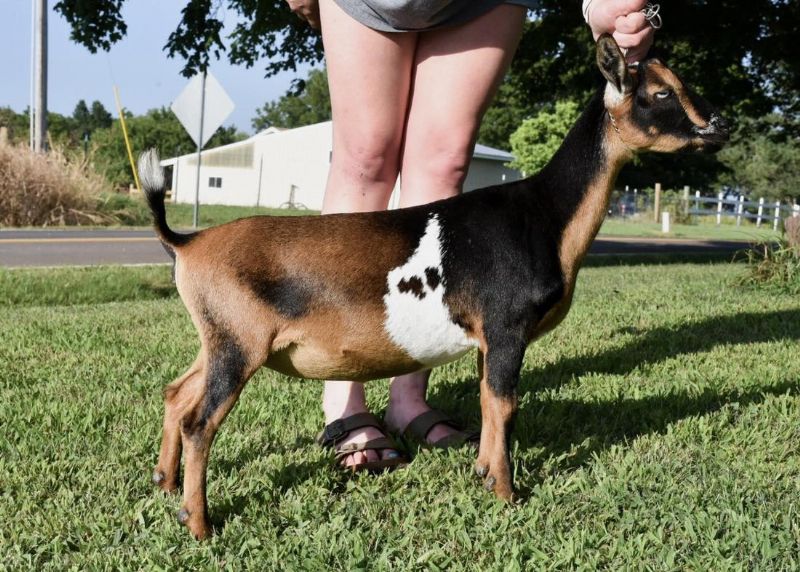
[2, 261, 800, 570]
[599, 218, 781, 242]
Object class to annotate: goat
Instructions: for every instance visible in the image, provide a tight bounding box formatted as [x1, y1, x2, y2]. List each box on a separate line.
[139, 35, 729, 539]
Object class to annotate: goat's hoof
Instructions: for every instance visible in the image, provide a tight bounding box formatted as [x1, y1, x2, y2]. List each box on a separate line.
[177, 508, 191, 525]
[153, 470, 179, 494]
[475, 464, 489, 478]
[483, 476, 496, 491]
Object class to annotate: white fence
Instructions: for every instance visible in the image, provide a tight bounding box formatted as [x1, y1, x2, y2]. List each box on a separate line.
[690, 192, 800, 231]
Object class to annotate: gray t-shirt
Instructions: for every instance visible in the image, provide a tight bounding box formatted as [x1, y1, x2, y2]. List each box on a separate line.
[334, 0, 541, 32]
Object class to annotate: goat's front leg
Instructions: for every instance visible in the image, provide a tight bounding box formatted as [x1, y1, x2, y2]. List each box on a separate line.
[475, 340, 525, 501]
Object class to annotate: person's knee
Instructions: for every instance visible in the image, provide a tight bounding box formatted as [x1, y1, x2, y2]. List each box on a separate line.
[405, 133, 474, 190]
[332, 132, 400, 186]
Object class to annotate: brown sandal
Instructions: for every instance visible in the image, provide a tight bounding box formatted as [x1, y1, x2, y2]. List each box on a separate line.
[317, 412, 408, 472]
[403, 410, 480, 449]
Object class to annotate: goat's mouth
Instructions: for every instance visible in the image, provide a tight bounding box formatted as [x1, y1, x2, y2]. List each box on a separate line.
[691, 115, 731, 152]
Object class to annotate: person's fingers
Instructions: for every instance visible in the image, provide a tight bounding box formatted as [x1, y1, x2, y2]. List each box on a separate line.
[610, 0, 648, 18]
[614, 12, 648, 35]
[616, 28, 654, 63]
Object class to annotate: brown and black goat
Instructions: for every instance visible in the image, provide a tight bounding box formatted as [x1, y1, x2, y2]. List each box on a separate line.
[139, 35, 729, 539]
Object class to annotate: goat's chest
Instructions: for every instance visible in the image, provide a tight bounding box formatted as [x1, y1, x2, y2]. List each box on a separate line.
[382, 215, 478, 367]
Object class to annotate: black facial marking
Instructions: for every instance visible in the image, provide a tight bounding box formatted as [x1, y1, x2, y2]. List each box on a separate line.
[238, 272, 312, 319]
[397, 276, 425, 299]
[424, 267, 441, 291]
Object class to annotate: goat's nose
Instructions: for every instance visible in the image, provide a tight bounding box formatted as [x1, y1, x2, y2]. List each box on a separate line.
[711, 114, 731, 134]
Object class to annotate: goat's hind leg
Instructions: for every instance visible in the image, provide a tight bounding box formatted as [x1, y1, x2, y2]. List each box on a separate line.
[153, 354, 204, 493]
[178, 339, 257, 539]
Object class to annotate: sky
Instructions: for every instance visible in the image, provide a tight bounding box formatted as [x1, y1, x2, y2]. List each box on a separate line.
[0, 1, 314, 135]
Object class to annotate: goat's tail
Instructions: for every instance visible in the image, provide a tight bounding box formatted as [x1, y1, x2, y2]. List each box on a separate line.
[137, 149, 196, 249]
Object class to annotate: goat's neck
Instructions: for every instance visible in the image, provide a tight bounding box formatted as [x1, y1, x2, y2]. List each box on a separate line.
[531, 91, 633, 284]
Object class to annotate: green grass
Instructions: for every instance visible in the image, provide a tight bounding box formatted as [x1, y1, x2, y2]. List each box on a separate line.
[2, 262, 800, 569]
[599, 218, 781, 242]
[164, 203, 316, 229]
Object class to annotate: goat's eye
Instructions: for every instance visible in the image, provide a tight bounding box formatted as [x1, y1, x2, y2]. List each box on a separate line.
[655, 90, 672, 100]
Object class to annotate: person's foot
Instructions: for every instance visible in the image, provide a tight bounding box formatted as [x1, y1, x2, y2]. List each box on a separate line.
[322, 381, 401, 469]
[384, 371, 464, 445]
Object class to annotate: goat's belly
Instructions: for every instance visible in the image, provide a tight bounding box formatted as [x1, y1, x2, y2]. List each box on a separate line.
[265, 341, 420, 381]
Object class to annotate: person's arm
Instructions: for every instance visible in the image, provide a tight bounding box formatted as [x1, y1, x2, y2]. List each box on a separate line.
[583, 0, 655, 63]
[286, 0, 321, 29]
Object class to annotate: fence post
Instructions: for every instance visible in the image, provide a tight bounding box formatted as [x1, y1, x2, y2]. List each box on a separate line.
[654, 183, 662, 223]
[695, 190, 700, 211]
[716, 192, 723, 226]
[662, 211, 670, 233]
[736, 195, 744, 226]
[757, 197, 764, 227]
[773, 201, 781, 231]
[793, 204, 799, 218]
[682, 186, 690, 219]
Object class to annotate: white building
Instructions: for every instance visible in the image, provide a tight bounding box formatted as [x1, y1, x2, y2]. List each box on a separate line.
[161, 121, 521, 211]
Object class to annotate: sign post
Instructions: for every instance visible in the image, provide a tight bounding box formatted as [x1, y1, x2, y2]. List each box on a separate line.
[171, 71, 234, 228]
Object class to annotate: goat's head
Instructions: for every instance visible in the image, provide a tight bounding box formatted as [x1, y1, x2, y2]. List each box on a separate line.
[596, 34, 730, 153]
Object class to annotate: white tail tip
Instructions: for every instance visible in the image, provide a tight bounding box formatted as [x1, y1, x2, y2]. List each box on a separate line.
[138, 148, 165, 192]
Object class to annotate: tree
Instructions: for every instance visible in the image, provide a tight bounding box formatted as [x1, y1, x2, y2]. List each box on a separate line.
[91, 107, 245, 186]
[251, 68, 331, 131]
[509, 100, 580, 175]
[54, 1, 800, 189]
[717, 114, 800, 201]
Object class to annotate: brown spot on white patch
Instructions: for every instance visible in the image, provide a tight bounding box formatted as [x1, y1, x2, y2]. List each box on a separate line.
[425, 267, 442, 290]
[398, 275, 426, 299]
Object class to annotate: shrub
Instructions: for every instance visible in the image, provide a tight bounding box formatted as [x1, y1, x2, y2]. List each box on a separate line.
[0, 144, 131, 227]
[736, 239, 800, 294]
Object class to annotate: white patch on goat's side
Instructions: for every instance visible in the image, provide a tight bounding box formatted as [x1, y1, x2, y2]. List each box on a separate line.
[383, 215, 478, 366]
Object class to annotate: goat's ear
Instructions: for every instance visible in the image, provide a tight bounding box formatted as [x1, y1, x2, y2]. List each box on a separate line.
[596, 34, 633, 96]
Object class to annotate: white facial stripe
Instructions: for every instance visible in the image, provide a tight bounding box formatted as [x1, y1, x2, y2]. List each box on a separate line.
[383, 215, 478, 366]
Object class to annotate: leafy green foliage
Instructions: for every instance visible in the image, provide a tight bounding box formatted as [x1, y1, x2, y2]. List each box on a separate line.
[252, 68, 331, 131]
[509, 100, 580, 175]
[476, 81, 529, 150]
[90, 107, 246, 186]
[737, 240, 800, 295]
[3, 263, 800, 568]
[51, 2, 800, 194]
[718, 114, 800, 201]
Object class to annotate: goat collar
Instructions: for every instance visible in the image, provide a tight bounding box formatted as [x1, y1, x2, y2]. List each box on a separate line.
[606, 110, 637, 154]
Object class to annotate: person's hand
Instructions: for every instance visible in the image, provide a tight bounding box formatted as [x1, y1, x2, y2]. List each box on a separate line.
[586, 0, 655, 63]
[286, 0, 321, 30]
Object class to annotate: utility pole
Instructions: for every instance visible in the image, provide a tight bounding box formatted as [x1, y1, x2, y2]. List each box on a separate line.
[34, 0, 48, 152]
[29, 0, 36, 150]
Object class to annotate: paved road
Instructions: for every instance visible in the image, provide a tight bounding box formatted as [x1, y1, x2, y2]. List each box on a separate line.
[0, 228, 749, 268]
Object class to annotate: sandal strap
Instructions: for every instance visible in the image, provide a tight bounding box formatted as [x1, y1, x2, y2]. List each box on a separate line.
[404, 410, 461, 442]
[431, 429, 480, 449]
[333, 437, 399, 459]
[316, 412, 385, 447]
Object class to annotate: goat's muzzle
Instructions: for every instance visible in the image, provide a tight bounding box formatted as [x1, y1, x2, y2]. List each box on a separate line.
[692, 114, 731, 151]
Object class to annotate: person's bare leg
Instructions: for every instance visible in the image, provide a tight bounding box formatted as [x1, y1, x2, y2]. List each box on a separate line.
[319, 0, 417, 467]
[385, 5, 526, 443]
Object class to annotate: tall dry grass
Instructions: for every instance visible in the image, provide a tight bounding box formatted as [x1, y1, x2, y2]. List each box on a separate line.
[0, 143, 126, 227]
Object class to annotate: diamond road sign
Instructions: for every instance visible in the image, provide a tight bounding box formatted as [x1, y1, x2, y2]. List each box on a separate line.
[171, 71, 235, 148]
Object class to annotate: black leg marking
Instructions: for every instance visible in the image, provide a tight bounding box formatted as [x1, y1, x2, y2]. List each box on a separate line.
[188, 306, 248, 433]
